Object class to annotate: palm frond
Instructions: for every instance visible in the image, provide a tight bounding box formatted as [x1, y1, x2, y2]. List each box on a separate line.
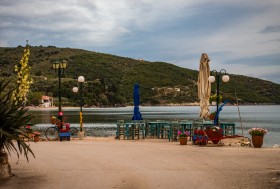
[0, 79, 35, 161]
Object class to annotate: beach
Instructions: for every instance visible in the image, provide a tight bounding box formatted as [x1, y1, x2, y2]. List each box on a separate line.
[1, 137, 280, 189]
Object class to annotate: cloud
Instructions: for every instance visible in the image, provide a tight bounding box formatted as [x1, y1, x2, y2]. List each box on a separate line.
[0, 0, 280, 84]
[260, 25, 280, 33]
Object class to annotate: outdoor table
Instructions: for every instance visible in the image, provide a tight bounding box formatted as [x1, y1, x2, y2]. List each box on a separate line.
[147, 122, 157, 137]
[157, 121, 170, 139]
[148, 121, 170, 138]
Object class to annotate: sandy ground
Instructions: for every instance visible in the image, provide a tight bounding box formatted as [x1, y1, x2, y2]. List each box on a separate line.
[1, 137, 280, 189]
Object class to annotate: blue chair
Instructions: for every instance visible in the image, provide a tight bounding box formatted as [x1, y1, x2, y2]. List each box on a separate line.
[169, 120, 179, 142]
[115, 120, 125, 140]
[220, 122, 235, 136]
[133, 120, 145, 139]
[147, 122, 157, 137]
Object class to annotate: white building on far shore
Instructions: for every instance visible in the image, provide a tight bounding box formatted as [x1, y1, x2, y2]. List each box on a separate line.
[41, 96, 53, 108]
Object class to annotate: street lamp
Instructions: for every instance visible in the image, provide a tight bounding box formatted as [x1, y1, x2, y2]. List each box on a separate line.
[208, 69, 229, 126]
[52, 60, 67, 124]
[72, 76, 85, 133]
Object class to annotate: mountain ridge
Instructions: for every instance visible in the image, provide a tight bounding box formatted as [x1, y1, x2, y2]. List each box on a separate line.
[0, 46, 279, 106]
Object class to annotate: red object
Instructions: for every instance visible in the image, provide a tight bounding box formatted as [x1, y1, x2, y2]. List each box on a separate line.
[58, 112, 63, 116]
[198, 130, 204, 135]
[204, 129, 242, 144]
[60, 123, 70, 133]
[209, 114, 215, 120]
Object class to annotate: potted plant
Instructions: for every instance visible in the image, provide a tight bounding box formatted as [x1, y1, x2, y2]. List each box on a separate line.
[209, 94, 222, 105]
[33, 131, 41, 142]
[193, 129, 207, 145]
[248, 128, 268, 148]
[0, 79, 35, 179]
[177, 131, 190, 145]
[209, 112, 216, 120]
[50, 116, 56, 125]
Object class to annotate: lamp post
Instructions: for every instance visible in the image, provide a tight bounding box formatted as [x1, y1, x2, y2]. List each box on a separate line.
[72, 76, 85, 135]
[52, 60, 67, 124]
[208, 69, 229, 126]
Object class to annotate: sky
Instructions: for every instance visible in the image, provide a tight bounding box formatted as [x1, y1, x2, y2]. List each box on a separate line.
[1, 0, 280, 84]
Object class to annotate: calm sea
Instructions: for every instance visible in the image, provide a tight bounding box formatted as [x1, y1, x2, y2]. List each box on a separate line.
[30, 105, 280, 147]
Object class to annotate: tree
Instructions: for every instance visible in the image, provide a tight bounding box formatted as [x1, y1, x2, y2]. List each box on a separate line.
[27, 91, 43, 106]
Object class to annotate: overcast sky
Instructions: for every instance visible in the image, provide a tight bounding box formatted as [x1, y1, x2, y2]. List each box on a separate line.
[1, 0, 280, 84]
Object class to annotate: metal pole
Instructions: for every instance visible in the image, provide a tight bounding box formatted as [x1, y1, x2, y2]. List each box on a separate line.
[79, 82, 83, 132]
[209, 69, 229, 126]
[58, 67, 62, 112]
[80, 82, 83, 112]
[216, 74, 220, 126]
[58, 66, 63, 125]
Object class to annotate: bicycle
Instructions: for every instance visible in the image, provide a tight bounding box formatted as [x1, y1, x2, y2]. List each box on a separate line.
[45, 123, 79, 141]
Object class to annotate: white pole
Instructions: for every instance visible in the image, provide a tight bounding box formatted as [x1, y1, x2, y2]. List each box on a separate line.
[235, 91, 244, 137]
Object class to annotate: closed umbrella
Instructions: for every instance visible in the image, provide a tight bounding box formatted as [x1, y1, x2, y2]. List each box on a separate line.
[132, 83, 142, 120]
[197, 53, 211, 119]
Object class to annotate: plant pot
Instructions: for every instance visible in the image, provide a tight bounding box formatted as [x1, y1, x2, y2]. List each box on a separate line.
[211, 102, 217, 105]
[179, 137, 188, 145]
[209, 114, 215, 120]
[34, 135, 40, 142]
[0, 152, 12, 179]
[252, 135, 264, 148]
[50, 117, 56, 125]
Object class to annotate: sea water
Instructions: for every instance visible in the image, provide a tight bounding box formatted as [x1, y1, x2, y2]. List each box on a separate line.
[30, 105, 280, 147]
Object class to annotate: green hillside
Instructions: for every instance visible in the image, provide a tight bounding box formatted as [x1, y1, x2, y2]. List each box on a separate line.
[1, 46, 280, 107]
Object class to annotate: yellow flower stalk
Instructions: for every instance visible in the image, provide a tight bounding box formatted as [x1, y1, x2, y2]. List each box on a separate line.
[12, 40, 32, 106]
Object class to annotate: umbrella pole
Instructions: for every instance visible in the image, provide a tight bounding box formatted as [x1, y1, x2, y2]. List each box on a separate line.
[235, 91, 244, 137]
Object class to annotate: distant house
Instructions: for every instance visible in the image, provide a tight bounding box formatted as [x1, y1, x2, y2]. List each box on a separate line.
[41, 96, 53, 108]
[174, 88, 180, 92]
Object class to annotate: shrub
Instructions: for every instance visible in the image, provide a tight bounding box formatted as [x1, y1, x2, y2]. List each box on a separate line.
[0, 79, 35, 161]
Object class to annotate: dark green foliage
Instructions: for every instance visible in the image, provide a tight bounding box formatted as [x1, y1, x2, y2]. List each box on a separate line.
[27, 91, 43, 106]
[0, 46, 280, 106]
[0, 79, 35, 161]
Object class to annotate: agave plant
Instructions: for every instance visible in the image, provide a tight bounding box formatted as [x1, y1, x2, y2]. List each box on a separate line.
[0, 79, 35, 177]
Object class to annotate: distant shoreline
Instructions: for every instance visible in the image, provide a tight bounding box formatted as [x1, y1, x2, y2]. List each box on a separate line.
[26, 103, 279, 111]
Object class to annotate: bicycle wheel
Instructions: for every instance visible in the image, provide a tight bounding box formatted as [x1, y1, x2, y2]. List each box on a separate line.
[69, 127, 79, 139]
[45, 127, 59, 141]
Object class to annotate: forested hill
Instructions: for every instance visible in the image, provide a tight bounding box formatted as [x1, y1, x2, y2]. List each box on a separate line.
[1, 46, 280, 107]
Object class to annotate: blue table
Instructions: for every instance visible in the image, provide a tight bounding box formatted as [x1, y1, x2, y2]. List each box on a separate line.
[148, 121, 170, 139]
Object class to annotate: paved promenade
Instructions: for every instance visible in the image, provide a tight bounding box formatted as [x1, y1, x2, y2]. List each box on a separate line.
[1, 137, 280, 189]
